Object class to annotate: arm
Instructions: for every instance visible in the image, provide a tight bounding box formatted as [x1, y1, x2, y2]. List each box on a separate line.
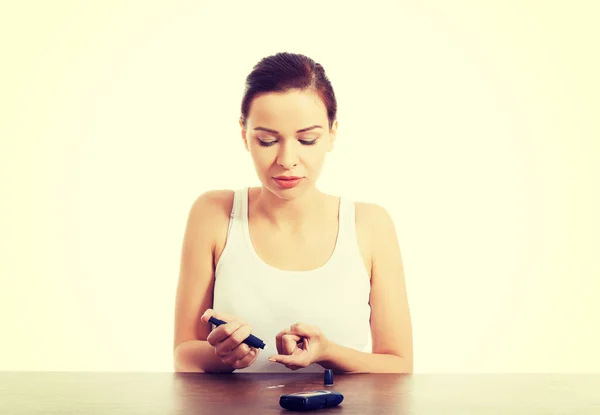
[174, 340, 235, 373]
[318, 343, 410, 374]
[173, 190, 236, 373]
[320, 203, 414, 373]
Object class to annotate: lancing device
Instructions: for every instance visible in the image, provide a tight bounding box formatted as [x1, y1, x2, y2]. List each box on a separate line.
[208, 316, 267, 349]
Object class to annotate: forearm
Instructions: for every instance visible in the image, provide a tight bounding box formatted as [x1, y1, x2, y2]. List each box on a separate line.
[173, 340, 235, 373]
[317, 342, 412, 374]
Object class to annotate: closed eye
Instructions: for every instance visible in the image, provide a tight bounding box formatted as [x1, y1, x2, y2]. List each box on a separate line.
[257, 139, 318, 147]
[257, 140, 276, 147]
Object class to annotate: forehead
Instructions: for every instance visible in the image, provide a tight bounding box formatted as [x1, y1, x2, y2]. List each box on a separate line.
[247, 90, 327, 129]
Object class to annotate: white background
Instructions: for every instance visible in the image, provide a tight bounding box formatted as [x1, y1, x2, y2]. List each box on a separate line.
[1, 1, 599, 372]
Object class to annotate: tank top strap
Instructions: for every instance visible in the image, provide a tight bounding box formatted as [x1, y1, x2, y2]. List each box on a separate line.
[324, 195, 354, 261]
[239, 187, 249, 222]
[337, 195, 356, 239]
[345, 196, 356, 227]
[226, 188, 244, 235]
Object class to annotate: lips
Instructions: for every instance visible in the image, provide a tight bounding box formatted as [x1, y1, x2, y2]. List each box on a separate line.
[273, 176, 303, 188]
[274, 176, 302, 180]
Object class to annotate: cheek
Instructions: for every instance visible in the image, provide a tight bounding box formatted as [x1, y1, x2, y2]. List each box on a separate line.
[305, 150, 327, 169]
[250, 148, 273, 170]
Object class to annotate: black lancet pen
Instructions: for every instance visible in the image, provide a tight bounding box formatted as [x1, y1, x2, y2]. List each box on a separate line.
[208, 316, 267, 349]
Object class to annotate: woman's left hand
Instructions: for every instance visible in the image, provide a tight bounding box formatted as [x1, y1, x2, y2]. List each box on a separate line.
[268, 323, 332, 370]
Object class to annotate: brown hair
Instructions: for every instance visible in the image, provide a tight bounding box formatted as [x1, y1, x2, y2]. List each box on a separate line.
[240, 52, 337, 130]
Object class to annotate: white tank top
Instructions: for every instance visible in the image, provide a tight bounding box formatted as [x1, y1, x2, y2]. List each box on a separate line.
[213, 187, 372, 373]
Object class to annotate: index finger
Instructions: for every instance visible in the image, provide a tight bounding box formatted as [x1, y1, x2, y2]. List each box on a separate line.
[207, 320, 244, 346]
[275, 328, 291, 355]
[276, 329, 301, 354]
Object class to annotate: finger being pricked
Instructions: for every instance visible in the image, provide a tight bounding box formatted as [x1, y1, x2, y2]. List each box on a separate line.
[276, 329, 302, 355]
[283, 334, 303, 355]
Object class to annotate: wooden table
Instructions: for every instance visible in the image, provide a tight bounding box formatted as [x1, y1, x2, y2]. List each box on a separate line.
[1, 372, 598, 414]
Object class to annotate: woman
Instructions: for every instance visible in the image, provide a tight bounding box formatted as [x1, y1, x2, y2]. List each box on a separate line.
[173, 52, 413, 373]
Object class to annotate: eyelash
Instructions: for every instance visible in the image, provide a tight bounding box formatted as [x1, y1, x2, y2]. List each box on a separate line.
[258, 139, 317, 147]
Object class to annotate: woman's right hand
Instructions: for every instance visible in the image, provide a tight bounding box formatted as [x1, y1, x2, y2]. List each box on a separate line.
[200, 309, 260, 370]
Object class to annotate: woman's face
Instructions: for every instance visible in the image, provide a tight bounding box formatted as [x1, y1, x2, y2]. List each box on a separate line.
[241, 89, 337, 199]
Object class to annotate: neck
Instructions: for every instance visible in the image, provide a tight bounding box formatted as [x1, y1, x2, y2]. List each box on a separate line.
[253, 186, 328, 231]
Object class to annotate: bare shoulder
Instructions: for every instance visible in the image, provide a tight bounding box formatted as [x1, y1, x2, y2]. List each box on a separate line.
[190, 189, 234, 212]
[188, 189, 234, 222]
[186, 189, 235, 248]
[354, 201, 399, 254]
[354, 201, 395, 227]
[350, 201, 399, 279]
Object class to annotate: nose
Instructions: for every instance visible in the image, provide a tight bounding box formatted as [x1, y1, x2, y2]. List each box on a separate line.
[276, 141, 299, 169]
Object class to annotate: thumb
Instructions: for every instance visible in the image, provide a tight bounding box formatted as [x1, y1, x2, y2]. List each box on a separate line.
[268, 354, 295, 364]
[269, 353, 309, 368]
[200, 309, 240, 325]
[200, 309, 216, 324]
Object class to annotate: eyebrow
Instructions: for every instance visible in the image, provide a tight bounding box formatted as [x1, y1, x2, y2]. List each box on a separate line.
[253, 125, 323, 134]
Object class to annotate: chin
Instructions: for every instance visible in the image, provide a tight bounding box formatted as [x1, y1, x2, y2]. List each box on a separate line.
[270, 186, 303, 200]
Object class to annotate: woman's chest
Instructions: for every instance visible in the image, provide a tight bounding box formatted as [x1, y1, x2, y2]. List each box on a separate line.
[214, 220, 371, 276]
[250, 224, 339, 271]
